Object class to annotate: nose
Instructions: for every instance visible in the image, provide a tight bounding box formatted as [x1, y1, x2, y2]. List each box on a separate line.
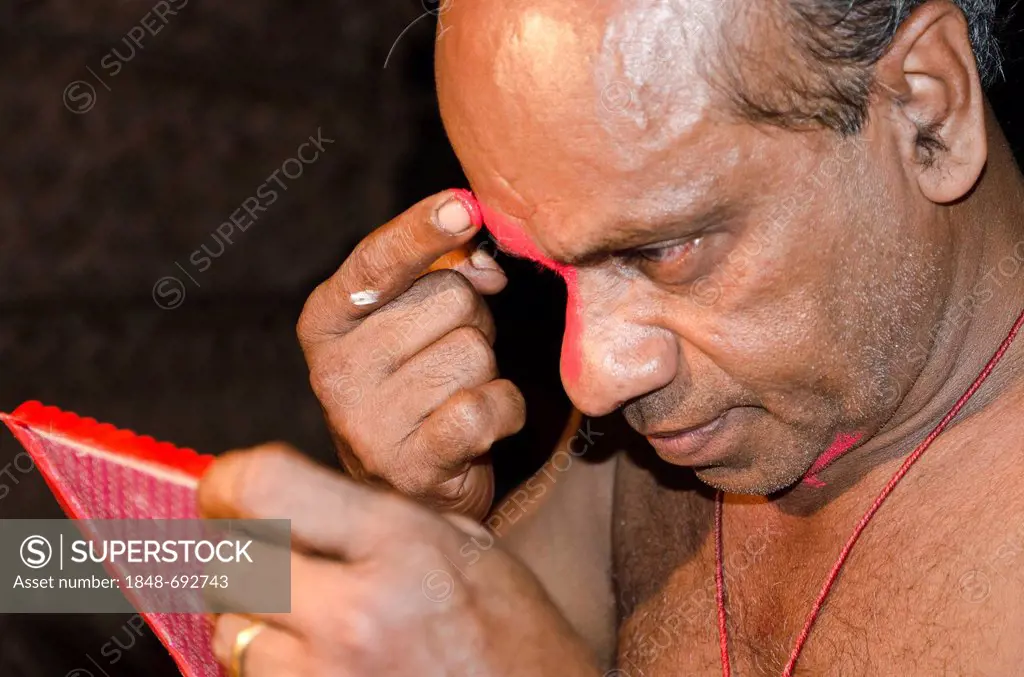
[560, 269, 678, 417]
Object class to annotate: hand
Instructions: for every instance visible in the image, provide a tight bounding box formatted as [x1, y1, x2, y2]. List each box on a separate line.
[200, 445, 600, 677]
[297, 191, 526, 520]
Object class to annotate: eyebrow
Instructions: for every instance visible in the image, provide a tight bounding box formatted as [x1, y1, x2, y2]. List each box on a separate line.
[558, 202, 738, 267]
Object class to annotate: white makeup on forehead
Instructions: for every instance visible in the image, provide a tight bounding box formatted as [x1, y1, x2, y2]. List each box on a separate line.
[594, 0, 719, 154]
[497, 11, 583, 92]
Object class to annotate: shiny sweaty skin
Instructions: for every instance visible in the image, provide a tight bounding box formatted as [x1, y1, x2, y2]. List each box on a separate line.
[288, 0, 1024, 674]
[430, 0, 1024, 674]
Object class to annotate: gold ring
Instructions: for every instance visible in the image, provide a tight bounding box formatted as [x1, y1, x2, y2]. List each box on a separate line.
[229, 621, 265, 677]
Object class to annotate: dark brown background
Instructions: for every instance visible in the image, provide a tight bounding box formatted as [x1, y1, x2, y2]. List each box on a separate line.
[0, 2, 1020, 674]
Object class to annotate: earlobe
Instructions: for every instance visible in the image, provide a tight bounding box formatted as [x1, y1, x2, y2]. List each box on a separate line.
[874, 0, 987, 204]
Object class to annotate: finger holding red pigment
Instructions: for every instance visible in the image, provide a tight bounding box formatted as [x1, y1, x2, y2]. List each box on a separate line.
[425, 242, 508, 296]
[299, 190, 499, 341]
[297, 189, 519, 520]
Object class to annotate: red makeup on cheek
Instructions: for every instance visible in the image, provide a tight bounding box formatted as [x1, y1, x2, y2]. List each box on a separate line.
[802, 431, 864, 487]
[460, 197, 584, 386]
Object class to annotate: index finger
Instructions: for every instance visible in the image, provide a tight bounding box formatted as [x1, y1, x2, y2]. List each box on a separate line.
[197, 444, 422, 561]
[298, 189, 483, 341]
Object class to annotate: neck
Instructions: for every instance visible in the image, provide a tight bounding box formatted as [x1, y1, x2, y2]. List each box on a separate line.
[785, 106, 1024, 509]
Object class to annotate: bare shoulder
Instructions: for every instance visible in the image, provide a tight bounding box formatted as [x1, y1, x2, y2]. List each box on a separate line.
[491, 411, 623, 665]
[949, 382, 1024, 599]
[612, 430, 714, 620]
[493, 410, 620, 543]
[888, 380, 1024, 670]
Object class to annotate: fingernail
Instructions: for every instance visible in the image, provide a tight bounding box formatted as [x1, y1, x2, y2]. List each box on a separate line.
[436, 198, 472, 234]
[435, 189, 482, 235]
[470, 248, 503, 273]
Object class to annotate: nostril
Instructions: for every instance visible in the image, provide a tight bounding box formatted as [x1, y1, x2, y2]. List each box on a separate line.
[564, 325, 678, 419]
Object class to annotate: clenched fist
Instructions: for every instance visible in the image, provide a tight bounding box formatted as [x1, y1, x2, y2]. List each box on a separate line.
[297, 191, 526, 520]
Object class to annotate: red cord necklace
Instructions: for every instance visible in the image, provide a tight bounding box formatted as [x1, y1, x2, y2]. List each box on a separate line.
[714, 306, 1024, 677]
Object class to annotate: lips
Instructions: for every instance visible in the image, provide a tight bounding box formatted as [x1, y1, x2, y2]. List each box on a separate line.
[643, 410, 733, 466]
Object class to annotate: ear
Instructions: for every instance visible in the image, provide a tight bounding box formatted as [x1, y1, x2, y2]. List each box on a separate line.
[873, 0, 987, 204]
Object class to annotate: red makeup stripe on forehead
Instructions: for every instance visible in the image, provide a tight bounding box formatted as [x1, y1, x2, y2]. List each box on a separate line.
[451, 191, 584, 385]
[561, 268, 583, 385]
[477, 202, 570, 276]
[472, 196, 584, 384]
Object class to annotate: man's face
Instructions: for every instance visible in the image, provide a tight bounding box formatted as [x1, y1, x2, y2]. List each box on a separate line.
[436, 0, 954, 493]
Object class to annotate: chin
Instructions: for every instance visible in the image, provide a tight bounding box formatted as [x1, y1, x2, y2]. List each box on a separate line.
[693, 464, 805, 496]
[640, 406, 828, 495]
[691, 437, 818, 495]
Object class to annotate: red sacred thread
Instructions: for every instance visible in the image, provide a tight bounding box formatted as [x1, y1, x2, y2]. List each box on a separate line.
[714, 496, 732, 677]
[715, 305, 1024, 676]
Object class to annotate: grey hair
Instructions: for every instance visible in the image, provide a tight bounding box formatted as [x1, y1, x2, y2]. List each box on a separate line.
[725, 0, 1006, 136]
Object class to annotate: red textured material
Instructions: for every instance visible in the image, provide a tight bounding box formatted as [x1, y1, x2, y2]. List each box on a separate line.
[475, 198, 585, 385]
[1, 401, 222, 677]
[801, 432, 864, 487]
[714, 304, 1024, 676]
[448, 188, 484, 230]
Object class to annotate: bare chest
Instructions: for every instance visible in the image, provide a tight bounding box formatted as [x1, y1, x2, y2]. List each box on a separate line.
[611, 450, 1024, 676]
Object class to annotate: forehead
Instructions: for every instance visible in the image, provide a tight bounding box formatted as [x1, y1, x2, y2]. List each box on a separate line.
[437, 0, 747, 256]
